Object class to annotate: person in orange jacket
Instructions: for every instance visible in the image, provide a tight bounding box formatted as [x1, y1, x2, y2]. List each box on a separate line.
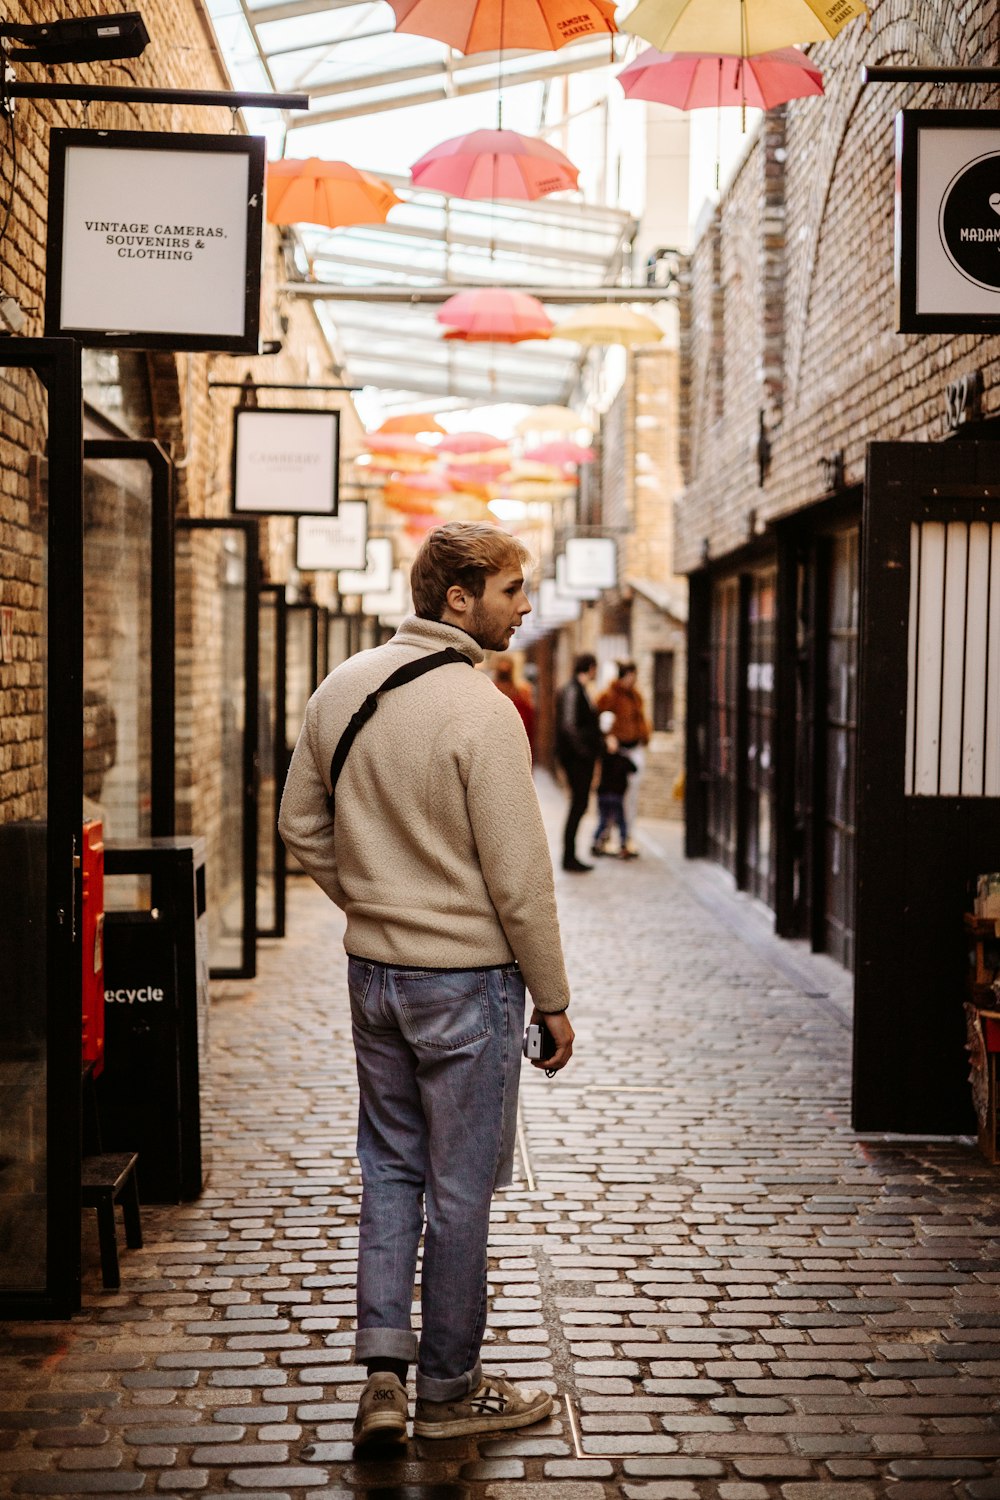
[596, 661, 650, 856]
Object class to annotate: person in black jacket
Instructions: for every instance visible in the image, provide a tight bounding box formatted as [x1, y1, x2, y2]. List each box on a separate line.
[555, 652, 602, 872]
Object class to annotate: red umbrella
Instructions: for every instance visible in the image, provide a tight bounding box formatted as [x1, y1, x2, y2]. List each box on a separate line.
[438, 289, 553, 343]
[616, 45, 824, 111]
[523, 440, 596, 465]
[411, 129, 578, 201]
[386, 0, 617, 54]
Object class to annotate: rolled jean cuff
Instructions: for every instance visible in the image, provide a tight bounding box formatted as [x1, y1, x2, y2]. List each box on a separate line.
[356, 1327, 419, 1365]
[415, 1356, 482, 1403]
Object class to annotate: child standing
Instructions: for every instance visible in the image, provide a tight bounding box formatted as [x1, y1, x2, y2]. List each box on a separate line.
[591, 719, 638, 859]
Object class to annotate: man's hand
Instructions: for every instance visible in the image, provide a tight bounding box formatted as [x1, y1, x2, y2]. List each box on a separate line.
[531, 1007, 574, 1072]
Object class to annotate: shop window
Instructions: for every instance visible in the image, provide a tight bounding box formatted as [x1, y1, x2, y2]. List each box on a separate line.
[82, 351, 153, 438]
[905, 521, 1000, 796]
[652, 650, 675, 732]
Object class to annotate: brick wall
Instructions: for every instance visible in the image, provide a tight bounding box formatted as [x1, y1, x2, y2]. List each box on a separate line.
[676, 1, 1000, 574]
[0, 0, 361, 942]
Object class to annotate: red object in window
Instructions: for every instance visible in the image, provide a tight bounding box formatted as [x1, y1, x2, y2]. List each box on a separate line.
[984, 1014, 1000, 1053]
[81, 819, 105, 1077]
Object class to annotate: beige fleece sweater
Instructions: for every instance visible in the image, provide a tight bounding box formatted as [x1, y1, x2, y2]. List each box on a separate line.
[278, 615, 571, 1013]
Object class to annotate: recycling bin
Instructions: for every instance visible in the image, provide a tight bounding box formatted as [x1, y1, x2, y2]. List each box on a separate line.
[96, 838, 209, 1202]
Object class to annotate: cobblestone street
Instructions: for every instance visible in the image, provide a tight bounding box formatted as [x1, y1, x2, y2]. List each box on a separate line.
[2, 777, 1000, 1500]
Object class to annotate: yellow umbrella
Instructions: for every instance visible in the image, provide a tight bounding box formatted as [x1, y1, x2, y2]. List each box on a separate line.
[550, 305, 664, 346]
[621, 0, 867, 54]
[515, 405, 591, 435]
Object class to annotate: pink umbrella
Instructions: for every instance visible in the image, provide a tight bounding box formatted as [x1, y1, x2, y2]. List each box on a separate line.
[438, 288, 553, 343]
[445, 461, 511, 484]
[523, 440, 596, 465]
[411, 129, 579, 201]
[616, 46, 824, 111]
[437, 432, 508, 455]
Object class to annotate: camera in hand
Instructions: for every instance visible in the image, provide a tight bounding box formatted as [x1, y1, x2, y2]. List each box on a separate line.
[522, 1021, 557, 1062]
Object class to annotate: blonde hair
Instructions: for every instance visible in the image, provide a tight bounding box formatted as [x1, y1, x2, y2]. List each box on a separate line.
[410, 522, 532, 621]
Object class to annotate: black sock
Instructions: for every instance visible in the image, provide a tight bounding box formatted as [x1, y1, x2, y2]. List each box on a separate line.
[367, 1357, 408, 1384]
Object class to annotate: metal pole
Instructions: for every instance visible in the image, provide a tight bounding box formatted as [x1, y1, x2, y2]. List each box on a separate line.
[862, 65, 1000, 85]
[7, 81, 309, 109]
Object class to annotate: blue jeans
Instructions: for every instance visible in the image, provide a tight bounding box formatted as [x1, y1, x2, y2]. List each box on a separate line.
[594, 792, 627, 846]
[348, 956, 526, 1401]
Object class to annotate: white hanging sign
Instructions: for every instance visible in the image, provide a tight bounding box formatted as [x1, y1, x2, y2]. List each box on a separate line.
[538, 578, 581, 623]
[232, 408, 340, 516]
[555, 552, 600, 601]
[564, 536, 617, 590]
[361, 568, 410, 620]
[338, 537, 394, 597]
[46, 129, 264, 352]
[296, 502, 368, 571]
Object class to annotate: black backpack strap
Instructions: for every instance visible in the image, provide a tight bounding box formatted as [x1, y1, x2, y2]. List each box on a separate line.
[326, 647, 471, 814]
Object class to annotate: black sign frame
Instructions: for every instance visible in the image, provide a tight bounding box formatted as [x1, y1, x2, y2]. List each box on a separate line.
[897, 108, 1000, 334]
[45, 129, 265, 353]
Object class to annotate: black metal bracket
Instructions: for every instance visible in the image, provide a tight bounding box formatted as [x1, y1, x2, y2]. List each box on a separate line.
[5, 80, 309, 110]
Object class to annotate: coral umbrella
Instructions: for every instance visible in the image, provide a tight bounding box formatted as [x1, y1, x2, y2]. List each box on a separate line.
[411, 130, 578, 201]
[617, 46, 823, 110]
[387, 0, 617, 53]
[523, 440, 596, 466]
[377, 413, 447, 437]
[438, 289, 553, 343]
[445, 461, 511, 484]
[550, 305, 664, 346]
[266, 158, 400, 229]
[620, 0, 867, 54]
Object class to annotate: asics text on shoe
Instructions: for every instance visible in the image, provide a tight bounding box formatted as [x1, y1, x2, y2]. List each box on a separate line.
[352, 1372, 408, 1453]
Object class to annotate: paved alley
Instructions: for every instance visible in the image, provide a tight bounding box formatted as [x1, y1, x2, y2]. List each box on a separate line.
[2, 778, 1000, 1500]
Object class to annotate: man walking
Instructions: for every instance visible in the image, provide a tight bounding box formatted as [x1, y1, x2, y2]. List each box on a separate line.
[555, 652, 602, 872]
[279, 522, 574, 1453]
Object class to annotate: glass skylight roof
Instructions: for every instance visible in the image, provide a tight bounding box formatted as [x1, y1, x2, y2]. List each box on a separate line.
[205, 0, 643, 407]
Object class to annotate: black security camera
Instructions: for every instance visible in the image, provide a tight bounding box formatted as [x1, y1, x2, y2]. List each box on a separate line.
[0, 14, 150, 65]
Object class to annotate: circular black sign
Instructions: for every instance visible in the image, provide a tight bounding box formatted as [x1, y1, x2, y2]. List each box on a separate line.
[940, 150, 1000, 291]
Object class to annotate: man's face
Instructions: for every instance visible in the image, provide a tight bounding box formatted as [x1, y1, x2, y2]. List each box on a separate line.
[466, 565, 531, 651]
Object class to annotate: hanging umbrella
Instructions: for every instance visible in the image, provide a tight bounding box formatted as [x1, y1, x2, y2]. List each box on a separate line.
[523, 440, 596, 466]
[549, 305, 664, 346]
[364, 432, 435, 456]
[445, 460, 511, 484]
[438, 432, 509, 456]
[386, 0, 617, 53]
[266, 158, 401, 228]
[515, 405, 591, 434]
[377, 413, 447, 436]
[438, 289, 553, 343]
[412, 130, 579, 201]
[620, 0, 866, 54]
[617, 45, 823, 110]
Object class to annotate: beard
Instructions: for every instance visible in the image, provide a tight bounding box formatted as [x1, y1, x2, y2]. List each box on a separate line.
[466, 600, 512, 652]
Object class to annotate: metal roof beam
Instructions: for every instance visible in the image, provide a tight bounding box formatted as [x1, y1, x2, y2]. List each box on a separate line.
[287, 46, 624, 127]
[283, 282, 675, 302]
[250, 0, 375, 24]
[306, 219, 616, 266]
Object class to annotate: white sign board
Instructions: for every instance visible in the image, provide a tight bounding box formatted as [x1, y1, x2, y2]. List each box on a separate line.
[897, 109, 1000, 332]
[46, 129, 264, 351]
[362, 568, 410, 620]
[233, 409, 340, 517]
[556, 552, 600, 601]
[297, 502, 368, 571]
[338, 537, 394, 597]
[538, 577, 581, 624]
[564, 536, 617, 591]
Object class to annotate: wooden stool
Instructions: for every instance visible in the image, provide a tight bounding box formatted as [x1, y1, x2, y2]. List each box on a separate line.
[81, 1152, 143, 1290]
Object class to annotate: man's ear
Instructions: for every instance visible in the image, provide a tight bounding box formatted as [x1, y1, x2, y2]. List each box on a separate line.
[444, 582, 469, 616]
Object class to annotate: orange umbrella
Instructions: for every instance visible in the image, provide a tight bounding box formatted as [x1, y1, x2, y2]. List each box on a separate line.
[365, 432, 435, 456]
[387, 0, 617, 53]
[266, 158, 401, 229]
[377, 413, 447, 436]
